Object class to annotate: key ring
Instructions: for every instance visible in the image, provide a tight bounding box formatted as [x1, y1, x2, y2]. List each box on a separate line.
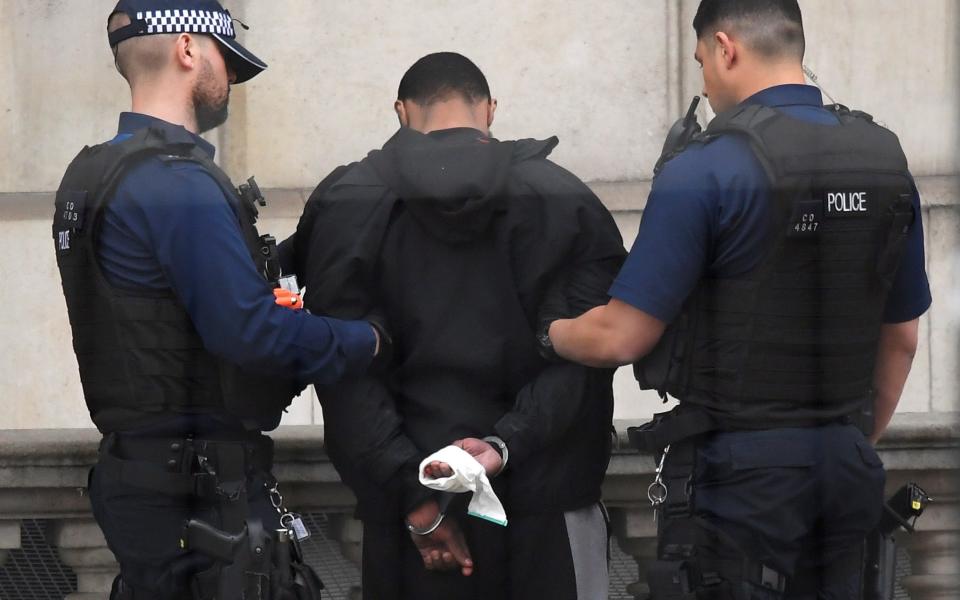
[647, 445, 671, 507]
[647, 480, 668, 505]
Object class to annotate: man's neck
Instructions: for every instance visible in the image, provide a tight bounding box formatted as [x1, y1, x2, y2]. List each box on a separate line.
[734, 64, 807, 105]
[416, 120, 485, 135]
[130, 85, 197, 133]
[411, 100, 487, 135]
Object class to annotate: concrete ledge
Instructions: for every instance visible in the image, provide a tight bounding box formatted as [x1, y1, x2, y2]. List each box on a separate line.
[4, 175, 956, 221]
[0, 413, 956, 512]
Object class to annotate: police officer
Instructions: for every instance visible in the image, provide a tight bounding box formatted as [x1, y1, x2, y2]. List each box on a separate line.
[53, 1, 381, 598]
[547, 0, 931, 597]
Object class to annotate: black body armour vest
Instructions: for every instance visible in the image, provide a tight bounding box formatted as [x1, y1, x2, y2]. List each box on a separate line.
[635, 105, 915, 433]
[53, 126, 298, 433]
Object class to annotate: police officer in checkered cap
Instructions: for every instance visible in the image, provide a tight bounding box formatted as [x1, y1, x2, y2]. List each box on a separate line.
[51, 1, 385, 598]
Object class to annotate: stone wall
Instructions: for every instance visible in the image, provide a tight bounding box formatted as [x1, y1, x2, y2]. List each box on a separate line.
[0, 0, 957, 429]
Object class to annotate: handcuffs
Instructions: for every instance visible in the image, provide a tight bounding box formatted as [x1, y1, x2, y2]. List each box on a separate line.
[406, 436, 509, 536]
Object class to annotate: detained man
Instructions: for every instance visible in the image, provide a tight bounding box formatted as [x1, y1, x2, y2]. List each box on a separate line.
[292, 52, 627, 599]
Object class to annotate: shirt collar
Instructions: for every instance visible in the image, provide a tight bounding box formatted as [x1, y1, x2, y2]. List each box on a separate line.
[741, 84, 825, 109]
[117, 112, 217, 159]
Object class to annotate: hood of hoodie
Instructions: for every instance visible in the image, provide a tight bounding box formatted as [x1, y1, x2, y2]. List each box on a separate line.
[364, 127, 559, 244]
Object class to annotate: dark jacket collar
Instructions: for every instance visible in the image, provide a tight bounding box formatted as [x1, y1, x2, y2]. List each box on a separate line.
[117, 112, 216, 159]
[742, 84, 825, 109]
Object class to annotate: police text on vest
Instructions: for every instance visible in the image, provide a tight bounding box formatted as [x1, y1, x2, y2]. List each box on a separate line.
[826, 191, 868, 214]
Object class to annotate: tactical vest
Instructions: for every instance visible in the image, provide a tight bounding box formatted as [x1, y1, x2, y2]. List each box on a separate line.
[635, 104, 916, 433]
[53, 126, 297, 432]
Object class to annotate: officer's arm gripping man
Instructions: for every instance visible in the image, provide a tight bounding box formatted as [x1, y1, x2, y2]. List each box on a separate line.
[550, 299, 666, 369]
[108, 159, 378, 384]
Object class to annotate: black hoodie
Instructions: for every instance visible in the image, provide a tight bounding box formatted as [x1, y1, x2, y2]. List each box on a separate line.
[297, 127, 625, 522]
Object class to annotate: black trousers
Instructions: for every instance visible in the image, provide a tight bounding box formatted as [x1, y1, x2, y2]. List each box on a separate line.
[88, 455, 281, 599]
[361, 501, 609, 600]
[691, 423, 886, 599]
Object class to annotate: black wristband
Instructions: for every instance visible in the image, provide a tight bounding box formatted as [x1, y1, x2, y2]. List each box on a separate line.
[482, 436, 509, 477]
[536, 321, 562, 363]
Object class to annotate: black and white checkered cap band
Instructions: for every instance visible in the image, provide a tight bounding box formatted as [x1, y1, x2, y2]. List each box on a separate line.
[135, 9, 235, 37]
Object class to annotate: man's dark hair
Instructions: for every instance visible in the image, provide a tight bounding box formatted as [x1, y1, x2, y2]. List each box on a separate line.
[397, 52, 491, 105]
[693, 0, 805, 60]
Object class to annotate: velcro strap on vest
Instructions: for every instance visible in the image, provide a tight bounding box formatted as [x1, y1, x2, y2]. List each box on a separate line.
[628, 407, 719, 453]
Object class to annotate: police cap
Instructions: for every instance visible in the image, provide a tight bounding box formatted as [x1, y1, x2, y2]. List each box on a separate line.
[107, 0, 266, 83]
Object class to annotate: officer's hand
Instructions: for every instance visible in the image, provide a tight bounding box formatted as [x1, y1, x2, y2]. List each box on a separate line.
[409, 515, 474, 576]
[273, 288, 303, 310]
[423, 438, 503, 479]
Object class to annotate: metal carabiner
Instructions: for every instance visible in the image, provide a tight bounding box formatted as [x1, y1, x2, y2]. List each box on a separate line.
[647, 480, 668, 506]
[267, 481, 284, 516]
[648, 445, 671, 520]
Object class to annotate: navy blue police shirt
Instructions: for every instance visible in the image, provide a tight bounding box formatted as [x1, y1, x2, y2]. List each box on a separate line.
[98, 113, 376, 432]
[611, 84, 932, 325]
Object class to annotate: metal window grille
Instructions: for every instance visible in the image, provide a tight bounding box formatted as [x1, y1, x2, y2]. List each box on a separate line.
[0, 517, 913, 599]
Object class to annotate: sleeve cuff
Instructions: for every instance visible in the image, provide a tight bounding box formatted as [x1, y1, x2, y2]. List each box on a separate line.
[333, 319, 378, 375]
[882, 294, 932, 324]
[394, 459, 433, 516]
[494, 413, 535, 465]
[608, 279, 677, 323]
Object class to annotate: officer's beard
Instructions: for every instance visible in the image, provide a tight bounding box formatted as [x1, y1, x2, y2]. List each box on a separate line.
[192, 57, 230, 134]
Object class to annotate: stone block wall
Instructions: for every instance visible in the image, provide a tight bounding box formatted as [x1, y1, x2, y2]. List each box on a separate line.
[0, 0, 956, 428]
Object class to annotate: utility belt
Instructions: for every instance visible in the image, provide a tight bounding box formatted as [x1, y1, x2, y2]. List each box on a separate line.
[98, 433, 324, 600]
[628, 404, 872, 455]
[98, 432, 274, 501]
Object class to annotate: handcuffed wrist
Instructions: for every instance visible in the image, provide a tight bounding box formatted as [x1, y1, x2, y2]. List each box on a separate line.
[483, 435, 509, 477]
[406, 511, 445, 536]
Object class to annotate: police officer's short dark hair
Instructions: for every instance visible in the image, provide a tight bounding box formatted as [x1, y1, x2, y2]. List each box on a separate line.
[397, 52, 491, 106]
[108, 11, 175, 83]
[693, 0, 805, 60]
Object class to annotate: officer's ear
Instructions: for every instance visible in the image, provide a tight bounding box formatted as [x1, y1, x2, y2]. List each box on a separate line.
[714, 31, 737, 70]
[487, 99, 498, 129]
[395, 100, 409, 128]
[175, 32, 198, 71]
